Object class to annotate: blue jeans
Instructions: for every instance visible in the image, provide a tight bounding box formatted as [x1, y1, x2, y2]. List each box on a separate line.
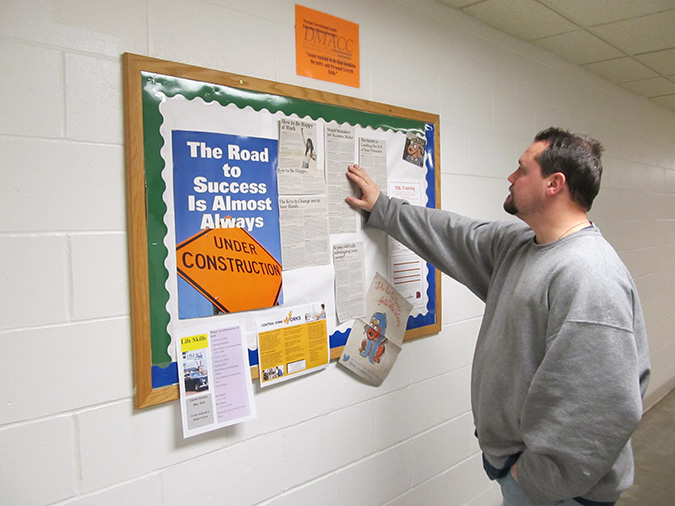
[497, 471, 579, 506]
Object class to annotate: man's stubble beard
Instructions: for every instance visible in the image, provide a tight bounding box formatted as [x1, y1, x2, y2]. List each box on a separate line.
[503, 192, 517, 216]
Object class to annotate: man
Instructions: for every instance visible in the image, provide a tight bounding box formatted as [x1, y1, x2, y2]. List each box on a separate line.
[345, 128, 650, 506]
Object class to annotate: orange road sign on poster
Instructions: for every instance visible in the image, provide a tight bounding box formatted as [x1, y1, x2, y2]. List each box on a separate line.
[295, 4, 360, 88]
[176, 227, 283, 314]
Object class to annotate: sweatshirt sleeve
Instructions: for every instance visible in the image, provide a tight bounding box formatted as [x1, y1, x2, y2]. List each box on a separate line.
[367, 194, 526, 301]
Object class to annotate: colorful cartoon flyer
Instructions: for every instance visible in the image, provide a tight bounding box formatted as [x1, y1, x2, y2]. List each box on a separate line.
[171, 130, 283, 318]
[256, 302, 330, 387]
[176, 320, 257, 438]
[339, 273, 413, 386]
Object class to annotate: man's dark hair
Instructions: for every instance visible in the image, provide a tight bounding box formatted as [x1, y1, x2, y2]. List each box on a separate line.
[534, 127, 603, 211]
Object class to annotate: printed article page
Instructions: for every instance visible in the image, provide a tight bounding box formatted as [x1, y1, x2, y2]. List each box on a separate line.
[325, 124, 358, 234]
[278, 119, 325, 195]
[358, 137, 388, 193]
[279, 195, 330, 270]
[333, 242, 367, 323]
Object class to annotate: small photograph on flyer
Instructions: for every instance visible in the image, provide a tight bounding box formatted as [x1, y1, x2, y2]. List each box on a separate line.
[182, 349, 209, 395]
[402, 132, 426, 168]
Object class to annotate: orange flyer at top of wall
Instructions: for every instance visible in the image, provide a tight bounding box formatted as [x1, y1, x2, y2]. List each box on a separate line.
[295, 5, 360, 88]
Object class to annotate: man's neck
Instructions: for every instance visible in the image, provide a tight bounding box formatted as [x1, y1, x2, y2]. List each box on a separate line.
[529, 213, 591, 244]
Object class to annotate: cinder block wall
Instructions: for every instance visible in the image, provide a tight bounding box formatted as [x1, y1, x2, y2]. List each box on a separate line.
[1, 1, 673, 505]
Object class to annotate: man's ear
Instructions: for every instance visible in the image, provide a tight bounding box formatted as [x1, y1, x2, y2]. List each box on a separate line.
[546, 172, 566, 195]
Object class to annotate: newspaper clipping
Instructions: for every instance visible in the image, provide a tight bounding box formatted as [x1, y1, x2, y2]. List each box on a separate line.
[278, 119, 325, 195]
[279, 196, 330, 270]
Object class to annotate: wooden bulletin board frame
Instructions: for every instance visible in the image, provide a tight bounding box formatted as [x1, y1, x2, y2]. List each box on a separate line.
[123, 53, 441, 409]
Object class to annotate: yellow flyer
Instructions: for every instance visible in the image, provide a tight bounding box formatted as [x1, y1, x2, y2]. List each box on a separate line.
[256, 302, 330, 387]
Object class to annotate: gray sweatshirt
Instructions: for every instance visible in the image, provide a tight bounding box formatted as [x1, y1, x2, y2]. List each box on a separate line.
[367, 195, 650, 505]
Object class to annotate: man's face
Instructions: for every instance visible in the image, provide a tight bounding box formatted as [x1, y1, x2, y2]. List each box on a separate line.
[503, 140, 549, 218]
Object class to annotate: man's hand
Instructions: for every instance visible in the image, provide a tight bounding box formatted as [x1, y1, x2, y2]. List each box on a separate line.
[345, 164, 381, 213]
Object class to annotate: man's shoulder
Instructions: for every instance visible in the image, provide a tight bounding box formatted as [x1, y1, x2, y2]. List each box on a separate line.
[552, 231, 634, 287]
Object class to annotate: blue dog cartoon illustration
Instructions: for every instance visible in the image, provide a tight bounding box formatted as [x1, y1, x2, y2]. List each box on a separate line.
[359, 312, 388, 364]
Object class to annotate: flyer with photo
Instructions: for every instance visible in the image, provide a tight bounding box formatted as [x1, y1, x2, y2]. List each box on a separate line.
[256, 303, 330, 387]
[176, 321, 257, 438]
[339, 273, 413, 386]
[277, 119, 325, 195]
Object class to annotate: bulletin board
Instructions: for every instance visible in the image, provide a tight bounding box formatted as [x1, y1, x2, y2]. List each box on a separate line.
[123, 53, 441, 409]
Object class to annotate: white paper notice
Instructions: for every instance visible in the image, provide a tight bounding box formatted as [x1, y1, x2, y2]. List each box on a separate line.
[339, 273, 413, 386]
[390, 255, 425, 309]
[333, 242, 366, 323]
[387, 181, 427, 309]
[387, 181, 423, 253]
[176, 321, 256, 438]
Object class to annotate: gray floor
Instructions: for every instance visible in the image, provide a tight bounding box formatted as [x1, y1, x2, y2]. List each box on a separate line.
[617, 388, 675, 506]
